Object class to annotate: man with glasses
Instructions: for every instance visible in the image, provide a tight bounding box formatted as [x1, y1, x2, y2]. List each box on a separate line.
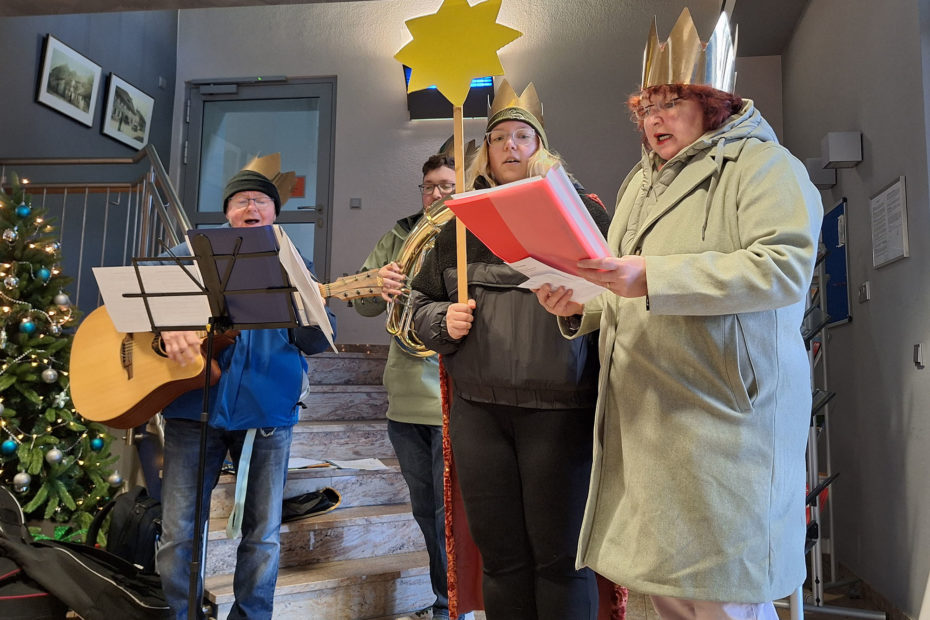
[156, 161, 336, 620]
[354, 152, 457, 620]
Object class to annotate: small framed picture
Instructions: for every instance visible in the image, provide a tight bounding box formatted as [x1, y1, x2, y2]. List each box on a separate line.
[36, 34, 103, 127]
[102, 73, 155, 150]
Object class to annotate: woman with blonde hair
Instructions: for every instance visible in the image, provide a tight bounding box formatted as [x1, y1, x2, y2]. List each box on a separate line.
[410, 79, 610, 619]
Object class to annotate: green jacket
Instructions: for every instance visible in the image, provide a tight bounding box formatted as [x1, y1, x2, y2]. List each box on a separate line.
[572, 101, 823, 601]
[355, 213, 442, 426]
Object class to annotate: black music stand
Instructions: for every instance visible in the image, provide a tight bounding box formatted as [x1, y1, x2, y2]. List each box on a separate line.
[127, 225, 301, 620]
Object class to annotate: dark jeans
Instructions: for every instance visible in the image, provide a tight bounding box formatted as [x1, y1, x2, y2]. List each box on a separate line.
[388, 420, 449, 616]
[450, 396, 597, 620]
[157, 419, 291, 620]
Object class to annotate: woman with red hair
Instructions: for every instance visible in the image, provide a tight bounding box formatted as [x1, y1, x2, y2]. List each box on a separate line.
[537, 8, 824, 619]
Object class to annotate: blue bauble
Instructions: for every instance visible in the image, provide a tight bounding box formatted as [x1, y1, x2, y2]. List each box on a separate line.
[19, 319, 36, 334]
[15, 204, 31, 218]
[90, 437, 104, 451]
[1, 439, 16, 455]
[37, 267, 51, 282]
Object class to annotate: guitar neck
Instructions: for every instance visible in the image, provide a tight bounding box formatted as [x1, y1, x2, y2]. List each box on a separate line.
[322, 268, 382, 302]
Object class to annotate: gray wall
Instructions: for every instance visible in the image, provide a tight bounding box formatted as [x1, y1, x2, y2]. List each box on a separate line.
[784, 0, 930, 615]
[170, 0, 782, 346]
[0, 11, 178, 180]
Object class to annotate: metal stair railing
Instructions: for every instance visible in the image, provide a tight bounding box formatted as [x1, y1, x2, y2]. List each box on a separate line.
[0, 145, 192, 309]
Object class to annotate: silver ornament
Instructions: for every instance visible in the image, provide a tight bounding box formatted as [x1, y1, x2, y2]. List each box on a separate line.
[0, 330, 6, 349]
[13, 472, 30, 493]
[49, 324, 62, 336]
[45, 447, 63, 464]
[107, 471, 123, 487]
[41, 368, 59, 383]
[54, 292, 70, 307]
[0, 401, 4, 415]
[3, 275, 19, 289]
[2, 228, 16, 243]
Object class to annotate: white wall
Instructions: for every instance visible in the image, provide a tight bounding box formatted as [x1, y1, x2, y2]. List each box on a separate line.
[784, 0, 930, 614]
[170, 0, 783, 346]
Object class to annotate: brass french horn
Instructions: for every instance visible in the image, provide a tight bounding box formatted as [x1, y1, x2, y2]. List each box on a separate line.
[385, 196, 453, 358]
[386, 138, 476, 357]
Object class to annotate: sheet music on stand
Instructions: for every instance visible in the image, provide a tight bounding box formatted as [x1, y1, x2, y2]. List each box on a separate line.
[93, 225, 336, 351]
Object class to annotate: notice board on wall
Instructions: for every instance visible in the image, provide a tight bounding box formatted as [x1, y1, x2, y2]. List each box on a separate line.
[822, 198, 850, 327]
[871, 176, 909, 268]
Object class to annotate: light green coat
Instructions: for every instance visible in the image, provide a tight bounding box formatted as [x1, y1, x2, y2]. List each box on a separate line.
[355, 214, 442, 426]
[572, 102, 823, 601]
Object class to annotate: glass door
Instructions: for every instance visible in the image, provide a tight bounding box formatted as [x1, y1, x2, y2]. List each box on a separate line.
[182, 77, 335, 277]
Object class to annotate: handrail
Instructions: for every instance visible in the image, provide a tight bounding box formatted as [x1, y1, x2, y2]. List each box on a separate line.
[0, 144, 192, 241]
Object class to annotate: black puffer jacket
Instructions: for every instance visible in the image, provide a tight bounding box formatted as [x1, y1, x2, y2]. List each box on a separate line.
[410, 176, 610, 409]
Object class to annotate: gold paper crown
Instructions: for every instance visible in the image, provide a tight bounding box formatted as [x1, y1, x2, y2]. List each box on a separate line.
[486, 79, 548, 148]
[241, 153, 297, 207]
[642, 8, 738, 92]
[438, 136, 479, 169]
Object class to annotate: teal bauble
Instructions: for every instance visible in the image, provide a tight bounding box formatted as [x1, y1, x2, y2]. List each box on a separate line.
[15, 204, 31, 218]
[37, 267, 51, 282]
[1, 439, 16, 455]
[90, 437, 104, 451]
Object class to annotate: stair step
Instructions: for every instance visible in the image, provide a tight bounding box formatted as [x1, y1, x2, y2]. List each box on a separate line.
[307, 348, 387, 385]
[209, 459, 409, 519]
[291, 420, 395, 460]
[204, 504, 424, 576]
[205, 551, 433, 620]
[300, 384, 388, 421]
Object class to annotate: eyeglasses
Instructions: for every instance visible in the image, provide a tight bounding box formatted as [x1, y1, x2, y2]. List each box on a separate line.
[228, 195, 274, 209]
[485, 127, 537, 148]
[634, 97, 684, 120]
[418, 182, 456, 195]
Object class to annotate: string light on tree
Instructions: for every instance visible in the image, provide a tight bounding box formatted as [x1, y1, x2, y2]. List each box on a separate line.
[0, 170, 116, 528]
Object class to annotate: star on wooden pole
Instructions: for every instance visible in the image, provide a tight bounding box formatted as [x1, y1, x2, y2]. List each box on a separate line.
[395, 0, 522, 304]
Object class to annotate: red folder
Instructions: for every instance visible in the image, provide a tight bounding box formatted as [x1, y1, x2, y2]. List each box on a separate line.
[445, 165, 610, 276]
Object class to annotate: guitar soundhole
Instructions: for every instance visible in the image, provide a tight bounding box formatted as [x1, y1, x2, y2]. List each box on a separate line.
[120, 334, 134, 380]
[151, 335, 168, 359]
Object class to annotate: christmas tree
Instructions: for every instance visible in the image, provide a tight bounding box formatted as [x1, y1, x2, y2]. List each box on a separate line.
[0, 171, 118, 533]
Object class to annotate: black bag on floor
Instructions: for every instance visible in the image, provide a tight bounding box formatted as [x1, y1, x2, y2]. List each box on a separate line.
[0, 484, 170, 620]
[86, 485, 162, 574]
[0, 554, 68, 619]
[0, 536, 171, 620]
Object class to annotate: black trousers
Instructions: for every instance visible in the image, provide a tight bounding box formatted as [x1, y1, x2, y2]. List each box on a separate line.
[450, 395, 597, 620]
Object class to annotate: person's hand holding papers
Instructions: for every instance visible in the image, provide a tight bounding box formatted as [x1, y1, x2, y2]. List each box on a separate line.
[575, 255, 648, 298]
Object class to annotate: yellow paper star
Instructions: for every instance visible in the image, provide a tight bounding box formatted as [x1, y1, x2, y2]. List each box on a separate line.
[395, 0, 522, 106]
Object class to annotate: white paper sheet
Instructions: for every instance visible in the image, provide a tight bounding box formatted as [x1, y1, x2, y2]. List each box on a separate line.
[326, 458, 388, 470]
[509, 257, 607, 303]
[273, 225, 337, 352]
[287, 457, 332, 469]
[93, 264, 211, 333]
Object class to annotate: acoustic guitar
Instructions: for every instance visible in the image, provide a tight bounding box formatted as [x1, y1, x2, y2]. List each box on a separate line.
[70, 269, 381, 429]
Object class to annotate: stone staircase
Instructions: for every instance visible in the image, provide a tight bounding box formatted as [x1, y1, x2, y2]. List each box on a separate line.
[203, 345, 435, 619]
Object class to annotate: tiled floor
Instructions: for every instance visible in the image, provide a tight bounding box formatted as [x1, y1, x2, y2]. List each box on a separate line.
[393, 573, 889, 620]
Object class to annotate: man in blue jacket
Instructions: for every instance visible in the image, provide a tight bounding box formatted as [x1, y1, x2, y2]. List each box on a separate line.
[155, 161, 335, 620]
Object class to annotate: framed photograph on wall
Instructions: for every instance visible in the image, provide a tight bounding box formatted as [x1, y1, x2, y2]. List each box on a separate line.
[102, 73, 154, 149]
[36, 34, 102, 127]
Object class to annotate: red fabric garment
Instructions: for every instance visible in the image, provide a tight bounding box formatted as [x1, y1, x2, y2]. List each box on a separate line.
[438, 359, 627, 619]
